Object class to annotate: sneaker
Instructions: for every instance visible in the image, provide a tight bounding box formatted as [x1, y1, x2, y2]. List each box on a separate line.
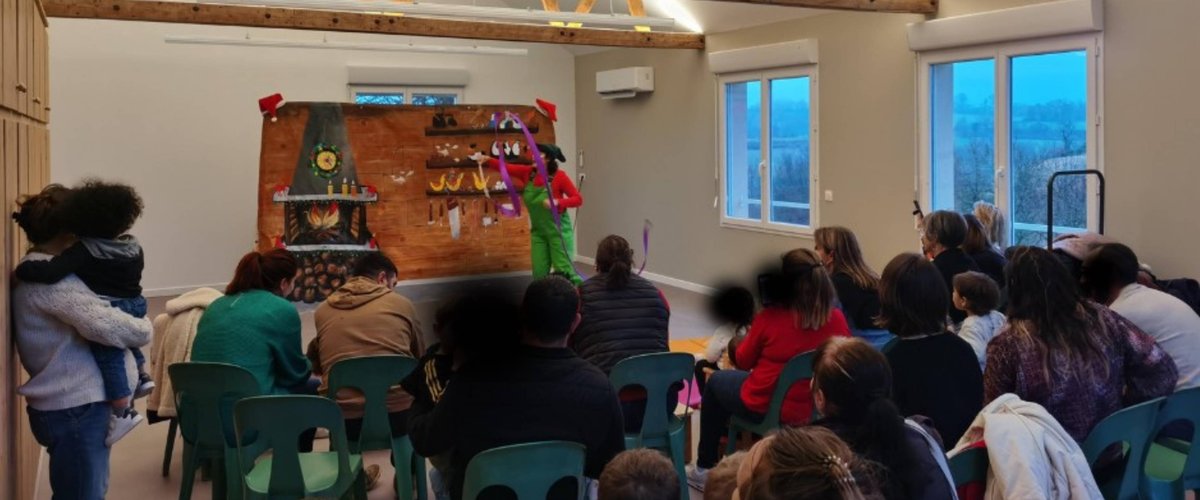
[133, 373, 155, 399]
[364, 464, 381, 491]
[106, 408, 144, 447]
[686, 465, 709, 492]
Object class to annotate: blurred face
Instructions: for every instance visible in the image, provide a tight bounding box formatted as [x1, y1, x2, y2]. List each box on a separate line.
[814, 245, 833, 267]
[952, 289, 968, 312]
[277, 270, 301, 298]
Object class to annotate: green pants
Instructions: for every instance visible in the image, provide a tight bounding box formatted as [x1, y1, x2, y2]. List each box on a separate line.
[531, 220, 581, 285]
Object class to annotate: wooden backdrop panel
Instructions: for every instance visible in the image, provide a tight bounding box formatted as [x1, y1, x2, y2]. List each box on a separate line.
[257, 103, 551, 282]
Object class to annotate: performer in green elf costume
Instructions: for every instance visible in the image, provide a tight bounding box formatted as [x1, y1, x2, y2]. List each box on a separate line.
[479, 143, 583, 284]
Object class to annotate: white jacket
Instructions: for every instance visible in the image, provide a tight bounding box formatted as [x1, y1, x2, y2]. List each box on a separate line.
[951, 394, 1102, 500]
[147, 287, 223, 417]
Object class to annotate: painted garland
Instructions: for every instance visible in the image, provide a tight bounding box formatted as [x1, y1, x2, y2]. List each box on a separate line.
[310, 143, 343, 179]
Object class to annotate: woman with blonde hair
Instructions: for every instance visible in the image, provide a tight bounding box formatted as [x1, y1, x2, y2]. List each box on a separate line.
[688, 249, 851, 491]
[815, 227, 891, 349]
[734, 426, 877, 500]
[973, 201, 1006, 250]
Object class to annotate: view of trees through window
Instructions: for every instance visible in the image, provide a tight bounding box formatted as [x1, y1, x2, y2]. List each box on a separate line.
[725, 74, 812, 229]
[353, 91, 459, 107]
[930, 49, 1089, 246]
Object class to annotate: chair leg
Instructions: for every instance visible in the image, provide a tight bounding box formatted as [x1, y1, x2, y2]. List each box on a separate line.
[354, 467, 369, 500]
[179, 443, 199, 500]
[210, 456, 227, 500]
[224, 448, 245, 500]
[393, 443, 413, 500]
[725, 424, 739, 456]
[413, 453, 428, 500]
[163, 418, 178, 477]
[670, 429, 688, 499]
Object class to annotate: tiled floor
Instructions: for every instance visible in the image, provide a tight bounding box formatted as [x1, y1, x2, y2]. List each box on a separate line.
[35, 274, 715, 500]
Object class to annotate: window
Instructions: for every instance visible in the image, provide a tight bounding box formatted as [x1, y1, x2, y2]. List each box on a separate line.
[719, 67, 818, 233]
[349, 85, 464, 106]
[918, 35, 1101, 246]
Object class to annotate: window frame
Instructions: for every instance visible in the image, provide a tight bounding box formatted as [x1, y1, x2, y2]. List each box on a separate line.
[916, 33, 1103, 245]
[717, 66, 820, 236]
[348, 85, 465, 106]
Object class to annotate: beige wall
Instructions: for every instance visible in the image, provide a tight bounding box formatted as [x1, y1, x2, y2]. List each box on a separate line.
[576, 0, 1200, 287]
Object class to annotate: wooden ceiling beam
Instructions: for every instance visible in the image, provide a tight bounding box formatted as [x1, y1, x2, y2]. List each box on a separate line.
[703, 0, 936, 14]
[43, 0, 705, 49]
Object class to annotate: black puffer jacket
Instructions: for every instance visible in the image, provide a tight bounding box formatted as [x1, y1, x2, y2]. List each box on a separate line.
[571, 273, 670, 374]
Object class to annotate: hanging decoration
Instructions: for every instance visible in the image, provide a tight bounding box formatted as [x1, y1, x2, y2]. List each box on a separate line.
[310, 143, 343, 179]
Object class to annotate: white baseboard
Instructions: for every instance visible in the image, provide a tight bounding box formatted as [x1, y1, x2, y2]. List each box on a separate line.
[143, 283, 227, 298]
[574, 256, 714, 295]
[394, 271, 530, 287]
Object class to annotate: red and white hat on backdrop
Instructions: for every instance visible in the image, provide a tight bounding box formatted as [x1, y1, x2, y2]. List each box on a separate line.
[258, 93, 286, 122]
[535, 98, 558, 122]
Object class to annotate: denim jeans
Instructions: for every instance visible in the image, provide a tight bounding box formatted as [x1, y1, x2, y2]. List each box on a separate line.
[92, 296, 149, 400]
[696, 370, 763, 468]
[27, 402, 111, 500]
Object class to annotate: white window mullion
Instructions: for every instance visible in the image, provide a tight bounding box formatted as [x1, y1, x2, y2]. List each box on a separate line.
[760, 74, 772, 228]
[994, 47, 1012, 243]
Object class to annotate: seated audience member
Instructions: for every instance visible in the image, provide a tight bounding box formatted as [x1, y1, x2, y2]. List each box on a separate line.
[734, 427, 880, 500]
[147, 287, 223, 420]
[985, 246, 1178, 441]
[695, 286, 756, 393]
[812, 337, 955, 499]
[598, 449, 679, 500]
[702, 452, 746, 500]
[310, 252, 425, 490]
[962, 214, 1006, 287]
[920, 210, 981, 326]
[572, 235, 671, 431]
[1083, 243, 1200, 390]
[973, 201, 1007, 251]
[815, 226, 892, 350]
[192, 249, 317, 451]
[408, 277, 625, 500]
[878, 253, 982, 447]
[953, 272, 1006, 371]
[688, 249, 850, 490]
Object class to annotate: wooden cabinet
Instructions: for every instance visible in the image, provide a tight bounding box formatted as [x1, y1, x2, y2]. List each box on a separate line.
[1, 1, 49, 499]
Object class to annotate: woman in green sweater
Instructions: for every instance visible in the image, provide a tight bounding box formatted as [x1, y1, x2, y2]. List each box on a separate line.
[191, 249, 313, 442]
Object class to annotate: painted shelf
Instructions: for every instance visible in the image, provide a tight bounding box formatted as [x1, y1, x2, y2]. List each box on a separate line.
[273, 192, 378, 204]
[426, 189, 520, 197]
[426, 157, 531, 169]
[424, 125, 539, 137]
[281, 244, 379, 253]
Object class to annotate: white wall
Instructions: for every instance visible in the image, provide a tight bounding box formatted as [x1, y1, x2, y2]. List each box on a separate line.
[49, 19, 577, 294]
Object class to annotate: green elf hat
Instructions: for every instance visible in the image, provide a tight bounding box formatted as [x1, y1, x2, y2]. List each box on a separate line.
[536, 143, 567, 164]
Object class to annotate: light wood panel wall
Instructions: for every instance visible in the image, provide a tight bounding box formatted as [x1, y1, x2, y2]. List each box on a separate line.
[1, 0, 51, 498]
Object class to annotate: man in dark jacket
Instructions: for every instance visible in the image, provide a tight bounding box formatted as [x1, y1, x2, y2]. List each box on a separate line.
[408, 276, 625, 500]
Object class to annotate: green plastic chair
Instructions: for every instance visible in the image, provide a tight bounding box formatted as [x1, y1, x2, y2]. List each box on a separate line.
[169, 362, 263, 500]
[462, 441, 586, 500]
[233, 395, 366, 500]
[325, 355, 428, 500]
[609, 352, 693, 497]
[948, 446, 989, 489]
[1142, 387, 1200, 498]
[1081, 397, 1165, 500]
[725, 350, 816, 454]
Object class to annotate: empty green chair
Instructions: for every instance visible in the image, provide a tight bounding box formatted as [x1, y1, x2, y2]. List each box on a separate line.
[1143, 387, 1200, 498]
[462, 441, 586, 500]
[169, 362, 263, 500]
[948, 446, 989, 490]
[325, 355, 427, 500]
[233, 395, 366, 500]
[726, 350, 816, 454]
[1081, 397, 1165, 500]
[609, 352, 693, 496]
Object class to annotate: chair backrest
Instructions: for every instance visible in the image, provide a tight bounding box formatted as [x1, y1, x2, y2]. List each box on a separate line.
[168, 362, 262, 452]
[609, 352, 693, 443]
[463, 441, 586, 500]
[233, 395, 356, 497]
[949, 446, 989, 488]
[325, 355, 418, 452]
[762, 350, 816, 427]
[1081, 397, 1164, 500]
[1147, 387, 1200, 486]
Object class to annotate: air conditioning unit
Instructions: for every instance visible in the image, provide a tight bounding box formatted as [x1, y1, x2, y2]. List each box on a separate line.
[596, 67, 654, 99]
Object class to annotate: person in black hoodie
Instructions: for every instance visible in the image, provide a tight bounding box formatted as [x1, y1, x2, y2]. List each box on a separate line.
[408, 277, 625, 500]
[920, 210, 981, 325]
[811, 336, 955, 500]
[572, 235, 672, 432]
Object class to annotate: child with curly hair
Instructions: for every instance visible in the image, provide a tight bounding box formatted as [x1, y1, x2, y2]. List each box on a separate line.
[15, 179, 150, 446]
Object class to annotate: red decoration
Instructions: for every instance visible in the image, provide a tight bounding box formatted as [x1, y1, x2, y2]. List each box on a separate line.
[258, 93, 286, 122]
[272, 236, 285, 248]
[365, 185, 377, 195]
[368, 238, 378, 249]
[535, 98, 558, 122]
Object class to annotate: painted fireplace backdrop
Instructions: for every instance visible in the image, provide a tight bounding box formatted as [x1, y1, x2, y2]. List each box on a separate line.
[257, 102, 548, 302]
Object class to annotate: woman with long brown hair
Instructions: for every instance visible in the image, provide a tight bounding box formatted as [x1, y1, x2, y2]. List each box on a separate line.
[688, 249, 850, 491]
[734, 426, 878, 500]
[815, 226, 891, 349]
[985, 246, 1177, 441]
